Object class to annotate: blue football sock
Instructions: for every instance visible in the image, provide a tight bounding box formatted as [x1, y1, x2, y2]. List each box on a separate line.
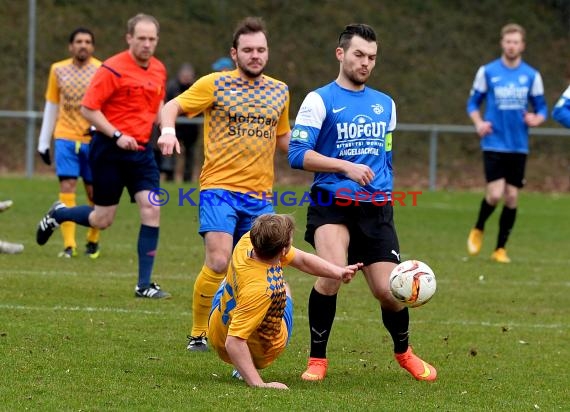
[137, 224, 159, 288]
[53, 205, 93, 227]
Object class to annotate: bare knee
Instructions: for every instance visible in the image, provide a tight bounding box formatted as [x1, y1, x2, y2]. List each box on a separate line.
[206, 253, 230, 274]
[89, 211, 114, 229]
[485, 192, 502, 206]
[315, 277, 342, 296]
[504, 192, 518, 208]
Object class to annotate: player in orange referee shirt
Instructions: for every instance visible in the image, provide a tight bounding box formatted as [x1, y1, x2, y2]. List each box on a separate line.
[36, 14, 170, 299]
[37, 28, 101, 259]
[159, 17, 291, 349]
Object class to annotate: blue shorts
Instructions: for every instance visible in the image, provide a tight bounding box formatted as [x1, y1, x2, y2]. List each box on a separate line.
[89, 132, 159, 206]
[198, 189, 274, 244]
[210, 281, 293, 344]
[54, 139, 92, 183]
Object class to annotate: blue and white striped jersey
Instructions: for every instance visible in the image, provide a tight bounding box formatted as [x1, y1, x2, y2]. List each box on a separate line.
[288, 81, 396, 200]
[466, 58, 548, 154]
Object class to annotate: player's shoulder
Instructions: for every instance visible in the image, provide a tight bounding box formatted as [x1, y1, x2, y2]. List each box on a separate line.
[518, 59, 541, 75]
[51, 58, 74, 70]
[261, 74, 289, 90]
[90, 57, 102, 68]
[150, 56, 167, 73]
[365, 86, 394, 102]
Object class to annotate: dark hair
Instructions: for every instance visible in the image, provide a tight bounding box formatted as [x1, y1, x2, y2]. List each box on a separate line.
[69, 27, 95, 45]
[232, 16, 267, 49]
[250, 214, 295, 260]
[127, 13, 160, 35]
[338, 23, 376, 50]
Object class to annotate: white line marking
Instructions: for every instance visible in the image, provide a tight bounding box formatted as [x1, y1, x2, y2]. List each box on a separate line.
[0, 304, 567, 329]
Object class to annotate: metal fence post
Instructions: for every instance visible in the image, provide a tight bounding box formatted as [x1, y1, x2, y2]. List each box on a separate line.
[25, 0, 37, 178]
[428, 127, 438, 191]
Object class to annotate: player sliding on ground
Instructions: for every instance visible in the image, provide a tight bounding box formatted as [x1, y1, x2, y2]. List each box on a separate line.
[207, 214, 361, 389]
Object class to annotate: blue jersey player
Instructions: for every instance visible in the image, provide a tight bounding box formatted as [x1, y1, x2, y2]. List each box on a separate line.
[552, 85, 570, 127]
[466, 23, 547, 263]
[288, 23, 437, 383]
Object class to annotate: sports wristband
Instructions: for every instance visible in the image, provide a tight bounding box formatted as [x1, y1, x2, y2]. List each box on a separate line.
[161, 127, 176, 136]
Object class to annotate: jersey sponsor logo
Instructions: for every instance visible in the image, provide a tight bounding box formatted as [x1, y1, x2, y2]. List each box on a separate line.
[332, 106, 346, 113]
[336, 114, 387, 140]
[494, 84, 529, 110]
[228, 113, 278, 139]
[338, 147, 380, 156]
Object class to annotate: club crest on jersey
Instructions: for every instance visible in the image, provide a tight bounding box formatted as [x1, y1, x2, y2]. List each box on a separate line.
[371, 103, 384, 115]
[518, 75, 528, 85]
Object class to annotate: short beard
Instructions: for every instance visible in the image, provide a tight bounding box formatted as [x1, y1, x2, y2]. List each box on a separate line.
[345, 71, 368, 87]
[237, 62, 264, 79]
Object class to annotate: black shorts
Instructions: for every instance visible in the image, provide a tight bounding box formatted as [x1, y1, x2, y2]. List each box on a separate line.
[305, 188, 400, 266]
[89, 133, 160, 206]
[483, 151, 527, 188]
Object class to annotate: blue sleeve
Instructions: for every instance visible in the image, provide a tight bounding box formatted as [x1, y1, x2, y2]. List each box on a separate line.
[466, 90, 485, 115]
[288, 126, 319, 170]
[552, 97, 570, 128]
[288, 138, 308, 169]
[529, 94, 548, 119]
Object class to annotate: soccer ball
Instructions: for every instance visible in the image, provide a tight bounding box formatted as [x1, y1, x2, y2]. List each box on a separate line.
[389, 260, 436, 308]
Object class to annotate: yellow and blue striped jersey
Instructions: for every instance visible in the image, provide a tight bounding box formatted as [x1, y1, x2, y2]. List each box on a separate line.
[175, 70, 290, 196]
[45, 57, 101, 142]
[208, 232, 295, 368]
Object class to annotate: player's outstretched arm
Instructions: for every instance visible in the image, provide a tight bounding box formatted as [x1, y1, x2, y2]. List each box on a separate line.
[289, 248, 362, 283]
[157, 99, 183, 156]
[225, 336, 289, 389]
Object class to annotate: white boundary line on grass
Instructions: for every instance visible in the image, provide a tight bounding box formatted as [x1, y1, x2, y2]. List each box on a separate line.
[3, 269, 570, 287]
[0, 303, 567, 330]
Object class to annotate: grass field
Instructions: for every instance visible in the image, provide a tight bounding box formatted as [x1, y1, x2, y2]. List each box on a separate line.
[1, 177, 569, 411]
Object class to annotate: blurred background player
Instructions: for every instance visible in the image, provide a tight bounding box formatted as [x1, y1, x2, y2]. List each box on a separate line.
[0, 199, 24, 254]
[37, 27, 101, 259]
[466, 23, 547, 263]
[158, 63, 200, 182]
[208, 214, 360, 389]
[288, 23, 437, 382]
[36, 14, 170, 299]
[552, 81, 570, 127]
[159, 17, 291, 350]
[211, 56, 234, 72]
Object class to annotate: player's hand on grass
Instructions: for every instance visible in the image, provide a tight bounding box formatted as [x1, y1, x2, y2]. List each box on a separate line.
[257, 382, 289, 390]
[38, 149, 51, 166]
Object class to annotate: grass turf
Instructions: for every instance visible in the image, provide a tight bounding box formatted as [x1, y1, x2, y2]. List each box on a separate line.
[0, 177, 568, 410]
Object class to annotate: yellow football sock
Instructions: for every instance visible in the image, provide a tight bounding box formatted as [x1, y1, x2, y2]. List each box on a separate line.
[86, 200, 100, 244]
[59, 192, 76, 249]
[191, 265, 226, 337]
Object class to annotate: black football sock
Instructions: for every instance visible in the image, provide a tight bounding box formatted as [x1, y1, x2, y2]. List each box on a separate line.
[308, 287, 337, 359]
[475, 198, 496, 230]
[497, 206, 517, 249]
[381, 307, 410, 354]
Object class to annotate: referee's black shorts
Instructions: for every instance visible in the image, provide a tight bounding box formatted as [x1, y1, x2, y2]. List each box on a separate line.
[89, 132, 160, 206]
[305, 188, 400, 266]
